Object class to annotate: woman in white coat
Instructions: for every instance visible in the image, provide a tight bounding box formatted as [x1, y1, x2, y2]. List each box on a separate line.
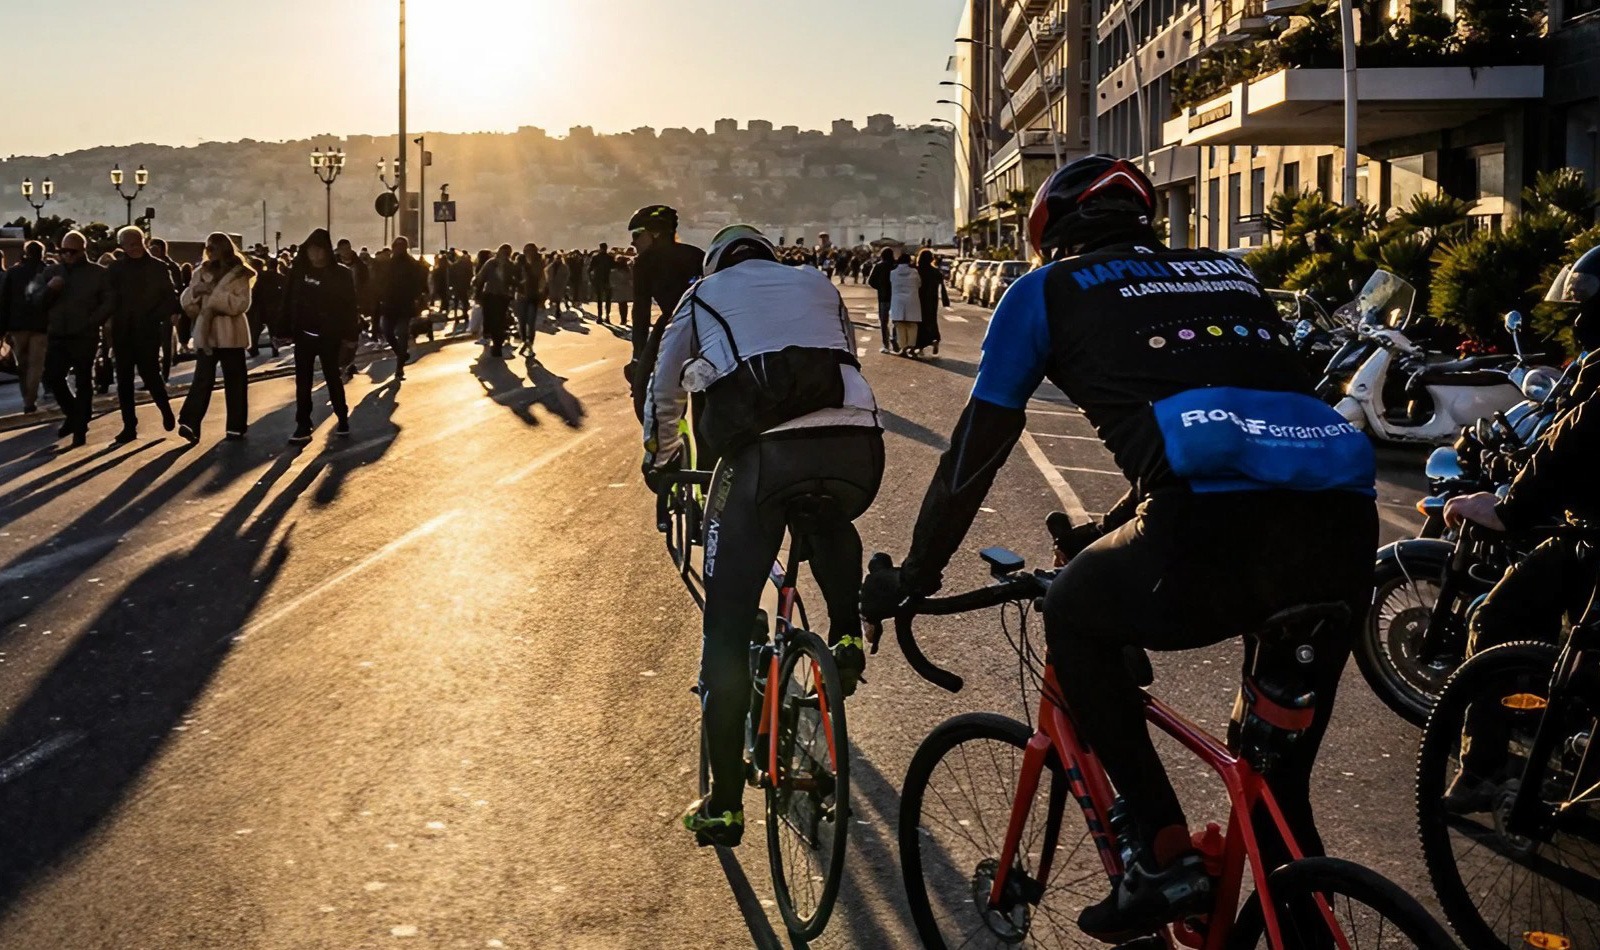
[177, 232, 257, 443]
[888, 252, 922, 357]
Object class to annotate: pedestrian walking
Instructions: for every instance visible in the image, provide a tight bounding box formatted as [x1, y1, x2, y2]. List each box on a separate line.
[33, 230, 113, 446]
[589, 243, 615, 323]
[250, 257, 285, 358]
[610, 252, 633, 329]
[889, 252, 921, 356]
[0, 240, 50, 413]
[147, 237, 185, 378]
[473, 243, 517, 358]
[545, 252, 569, 320]
[177, 232, 256, 443]
[867, 247, 896, 353]
[378, 236, 429, 379]
[279, 228, 358, 444]
[105, 226, 181, 443]
[915, 248, 948, 357]
[450, 250, 472, 318]
[517, 243, 546, 355]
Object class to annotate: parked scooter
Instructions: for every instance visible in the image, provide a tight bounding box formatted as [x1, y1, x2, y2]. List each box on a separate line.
[1324, 271, 1546, 445]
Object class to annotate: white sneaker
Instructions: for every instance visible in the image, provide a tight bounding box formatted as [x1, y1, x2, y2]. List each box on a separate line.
[879, 346, 891, 354]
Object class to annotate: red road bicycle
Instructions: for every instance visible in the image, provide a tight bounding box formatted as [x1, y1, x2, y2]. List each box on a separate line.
[881, 526, 1455, 948]
[660, 469, 850, 939]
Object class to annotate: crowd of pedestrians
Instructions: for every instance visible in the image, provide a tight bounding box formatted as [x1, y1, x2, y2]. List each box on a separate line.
[1, 223, 933, 449]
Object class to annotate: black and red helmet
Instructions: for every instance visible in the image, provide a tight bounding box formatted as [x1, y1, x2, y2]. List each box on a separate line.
[1026, 155, 1157, 261]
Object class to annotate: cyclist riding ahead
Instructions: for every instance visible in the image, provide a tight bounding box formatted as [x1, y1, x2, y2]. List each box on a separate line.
[643, 225, 883, 848]
[860, 156, 1378, 941]
[627, 204, 705, 421]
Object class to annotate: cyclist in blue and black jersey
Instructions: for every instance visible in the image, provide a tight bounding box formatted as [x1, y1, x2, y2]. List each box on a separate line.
[860, 156, 1378, 941]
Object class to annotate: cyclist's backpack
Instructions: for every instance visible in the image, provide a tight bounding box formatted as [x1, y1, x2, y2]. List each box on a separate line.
[682, 292, 859, 460]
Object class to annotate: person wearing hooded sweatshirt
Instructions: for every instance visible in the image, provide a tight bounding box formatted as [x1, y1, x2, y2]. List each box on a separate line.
[866, 247, 897, 353]
[888, 252, 922, 355]
[177, 232, 256, 443]
[278, 228, 359, 443]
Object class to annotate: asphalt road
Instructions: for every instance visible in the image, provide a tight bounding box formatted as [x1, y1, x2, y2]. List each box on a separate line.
[0, 285, 1441, 949]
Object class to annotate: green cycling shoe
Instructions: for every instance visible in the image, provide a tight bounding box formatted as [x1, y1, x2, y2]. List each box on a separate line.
[682, 797, 744, 848]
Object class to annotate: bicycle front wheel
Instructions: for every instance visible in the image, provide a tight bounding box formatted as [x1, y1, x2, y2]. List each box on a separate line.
[1226, 857, 1456, 949]
[899, 712, 1105, 949]
[765, 628, 848, 940]
[1417, 641, 1600, 950]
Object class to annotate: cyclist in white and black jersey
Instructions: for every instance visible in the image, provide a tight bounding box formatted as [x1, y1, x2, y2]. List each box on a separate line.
[642, 225, 883, 847]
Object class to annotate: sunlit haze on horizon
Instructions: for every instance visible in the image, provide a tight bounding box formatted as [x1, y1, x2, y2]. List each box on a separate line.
[2, 0, 966, 156]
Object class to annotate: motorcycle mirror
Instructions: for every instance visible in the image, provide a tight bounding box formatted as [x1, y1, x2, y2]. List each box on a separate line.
[1504, 310, 1524, 333]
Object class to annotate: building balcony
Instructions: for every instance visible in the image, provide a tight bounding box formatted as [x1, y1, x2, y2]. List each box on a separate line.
[1204, 0, 1274, 47]
[1001, 0, 1033, 48]
[1003, 28, 1036, 86]
[1005, 12, 1070, 88]
[1162, 65, 1545, 147]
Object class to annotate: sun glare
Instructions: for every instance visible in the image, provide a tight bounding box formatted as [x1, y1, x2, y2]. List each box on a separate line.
[406, 0, 576, 133]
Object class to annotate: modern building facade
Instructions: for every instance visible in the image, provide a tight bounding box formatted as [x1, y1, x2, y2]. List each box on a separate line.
[953, 0, 1591, 252]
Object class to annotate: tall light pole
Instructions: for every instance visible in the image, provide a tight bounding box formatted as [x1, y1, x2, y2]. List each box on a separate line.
[1339, 0, 1359, 207]
[20, 177, 54, 229]
[110, 163, 148, 228]
[398, 0, 408, 242]
[414, 135, 427, 254]
[310, 145, 346, 234]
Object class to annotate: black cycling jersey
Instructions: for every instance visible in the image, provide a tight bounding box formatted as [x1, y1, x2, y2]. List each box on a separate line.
[631, 240, 705, 418]
[901, 242, 1375, 595]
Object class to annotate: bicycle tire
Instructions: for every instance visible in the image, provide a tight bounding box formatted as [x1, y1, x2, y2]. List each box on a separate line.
[1355, 561, 1450, 727]
[1225, 856, 1456, 948]
[1416, 640, 1600, 950]
[899, 711, 1098, 949]
[765, 628, 849, 940]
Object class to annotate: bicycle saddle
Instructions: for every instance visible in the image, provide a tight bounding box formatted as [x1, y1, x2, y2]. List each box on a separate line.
[1251, 602, 1350, 645]
[784, 492, 844, 534]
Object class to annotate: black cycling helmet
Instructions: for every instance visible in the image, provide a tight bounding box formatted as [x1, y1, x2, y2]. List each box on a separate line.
[1026, 155, 1156, 261]
[628, 204, 679, 236]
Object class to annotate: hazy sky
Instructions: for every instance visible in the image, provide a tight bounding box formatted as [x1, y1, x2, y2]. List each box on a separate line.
[2, 0, 966, 156]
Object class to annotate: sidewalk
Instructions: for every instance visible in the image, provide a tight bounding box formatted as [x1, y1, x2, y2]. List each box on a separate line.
[0, 312, 473, 433]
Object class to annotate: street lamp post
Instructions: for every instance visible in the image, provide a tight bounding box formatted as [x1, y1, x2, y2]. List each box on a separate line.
[110, 163, 148, 228]
[20, 177, 54, 229]
[310, 145, 346, 234]
[378, 156, 401, 243]
[413, 135, 428, 254]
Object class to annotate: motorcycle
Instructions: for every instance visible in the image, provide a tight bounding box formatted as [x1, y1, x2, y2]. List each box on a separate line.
[1324, 271, 1546, 445]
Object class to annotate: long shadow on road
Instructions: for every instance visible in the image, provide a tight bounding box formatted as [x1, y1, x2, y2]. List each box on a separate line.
[469, 352, 588, 429]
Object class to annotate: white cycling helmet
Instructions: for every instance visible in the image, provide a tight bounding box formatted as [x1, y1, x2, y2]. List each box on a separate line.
[704, 224, 776, 276]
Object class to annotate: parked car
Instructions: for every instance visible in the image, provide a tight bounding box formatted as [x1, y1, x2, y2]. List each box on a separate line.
[963, 260, 997, 304]
[984, 261, 1031, 307]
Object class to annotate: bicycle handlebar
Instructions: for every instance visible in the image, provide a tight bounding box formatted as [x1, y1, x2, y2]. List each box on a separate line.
[658, 469, 714, 488]
[892, 574, 1051, 694]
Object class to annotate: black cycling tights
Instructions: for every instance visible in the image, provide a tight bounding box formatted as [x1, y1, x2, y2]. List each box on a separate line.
[1044, 489, 1376, 868]
[699, 427, 885, 814]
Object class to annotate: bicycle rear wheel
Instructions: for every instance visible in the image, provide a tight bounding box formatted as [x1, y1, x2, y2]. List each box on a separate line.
[765, 629, 848, 940]
[1226, 857, 1456, 948]
[899, 711, 1104, 949]
[1417, 641, 1600, 950]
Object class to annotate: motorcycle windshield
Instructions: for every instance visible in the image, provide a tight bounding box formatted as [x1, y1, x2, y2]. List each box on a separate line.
[1354, 270, 1417, 329]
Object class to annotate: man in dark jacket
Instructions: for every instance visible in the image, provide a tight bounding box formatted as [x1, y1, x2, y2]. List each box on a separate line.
[627, 205, 704, 420]
[248, 256, 284, 358]
[33, 230, 114, 446]
[588, 242, 615, 321]
[0, 240, 50, 412]
[104, 226, 180, 442]
[278, 229, 359, 443]
[378, 236, 431, 374]
[866, 248, 896, 353]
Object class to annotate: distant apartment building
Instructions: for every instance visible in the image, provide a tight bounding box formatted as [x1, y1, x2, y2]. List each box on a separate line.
[714, 118, 739, 135]
[955, 0, 1598, 250]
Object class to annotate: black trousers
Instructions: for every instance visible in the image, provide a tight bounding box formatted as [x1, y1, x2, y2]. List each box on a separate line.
[379, 307, 413, 364]
[698, 427, 885, 812]
[155, 322, 175, 379]
[593, 280, 613, 316]
[481, 293, 511, 351]
[293, 333, 348, 429]
[178, 347, 248, 435]
[44, 335, 98, 435]
[1044, 489, 1376, 864]
[114, 335, 172, 431]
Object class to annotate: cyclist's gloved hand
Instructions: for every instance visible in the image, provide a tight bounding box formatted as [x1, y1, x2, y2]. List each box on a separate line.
[860, 552, 908, 626]
[642, 453, 681, 494]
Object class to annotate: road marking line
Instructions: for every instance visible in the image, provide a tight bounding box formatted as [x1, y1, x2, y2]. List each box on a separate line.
[1029, 432, 1100, 442]
[945, 314, 968, 323]
[563, 358, 611, 377]
[230, 510, 461, 642]
[0, 730, 86, 785]
[1019, 431, 1089, 522]
[1378, 505, 1421, 534]
[1057, 465, 1123, 477]
[1027, 408, 1084, 417]
[496, 428, 605, 486]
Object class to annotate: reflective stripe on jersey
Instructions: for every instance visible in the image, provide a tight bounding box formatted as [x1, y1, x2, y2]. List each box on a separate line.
[971, 264, 1054, 410]
[1152, 386, 1376, 496]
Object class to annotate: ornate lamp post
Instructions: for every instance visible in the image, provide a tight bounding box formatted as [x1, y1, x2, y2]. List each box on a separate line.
[110, 163, 148, 227]
[310, 145, 346, 234]
[21, 177, 54, 228]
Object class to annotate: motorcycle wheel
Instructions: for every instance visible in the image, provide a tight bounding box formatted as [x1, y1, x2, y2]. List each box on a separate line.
[1355, 558, 1457, 727]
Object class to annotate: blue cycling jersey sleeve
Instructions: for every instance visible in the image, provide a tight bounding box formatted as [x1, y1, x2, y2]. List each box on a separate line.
[972, 265, 1053, 410]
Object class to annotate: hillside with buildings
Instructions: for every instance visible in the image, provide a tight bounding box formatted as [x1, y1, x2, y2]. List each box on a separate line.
[0, 115, 955, 251]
